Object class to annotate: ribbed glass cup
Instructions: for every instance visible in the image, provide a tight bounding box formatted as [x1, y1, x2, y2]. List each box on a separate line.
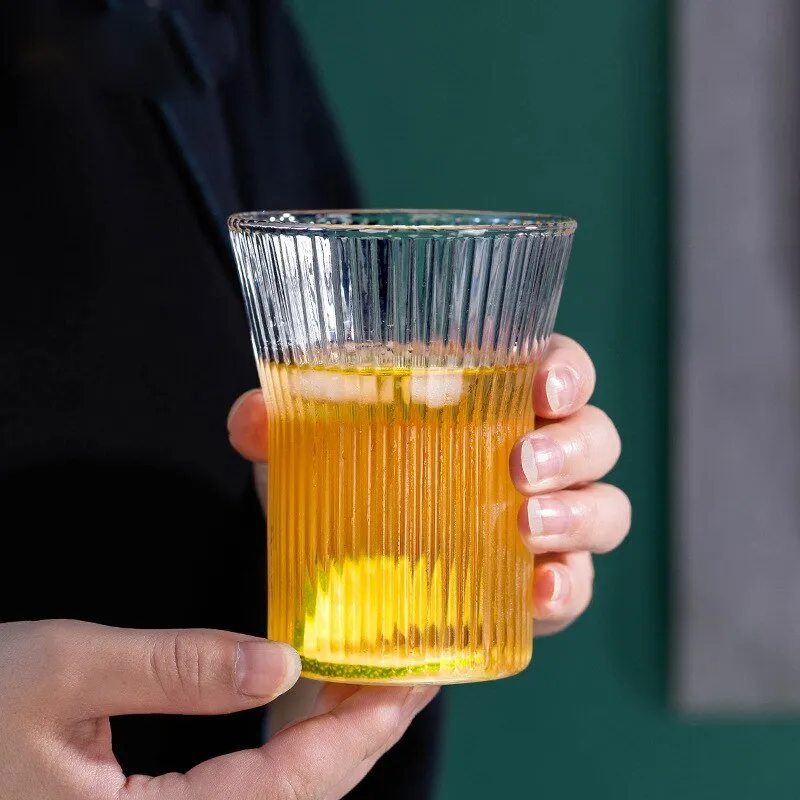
[229, 210, 576, 684]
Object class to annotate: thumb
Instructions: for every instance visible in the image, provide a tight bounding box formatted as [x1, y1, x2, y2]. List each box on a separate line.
[18, 620, 300, 719]
[227, 389, 269, 463]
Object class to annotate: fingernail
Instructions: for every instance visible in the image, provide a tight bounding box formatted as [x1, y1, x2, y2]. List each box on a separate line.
[525, 497, 573, 537]
[545, 365, 579, 414]
[549, 567, 568, 602]
[235, 641, 301, 698]
[534, 564, 571, 610]
[520, 434, 564, 486]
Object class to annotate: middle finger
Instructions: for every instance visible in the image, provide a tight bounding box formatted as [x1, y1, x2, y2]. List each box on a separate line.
[517, 482, 631, 555]
[509, 405, 621, 495]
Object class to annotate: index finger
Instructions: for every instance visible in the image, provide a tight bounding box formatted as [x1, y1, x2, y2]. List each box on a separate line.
[533, 334, 596, 420]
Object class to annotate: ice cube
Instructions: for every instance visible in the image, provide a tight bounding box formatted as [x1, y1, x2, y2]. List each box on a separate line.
[407, 371, 464, 407]
[288, 370, 382, 403]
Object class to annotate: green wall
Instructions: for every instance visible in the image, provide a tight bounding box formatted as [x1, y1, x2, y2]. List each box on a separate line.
[287, 2, 800, 797]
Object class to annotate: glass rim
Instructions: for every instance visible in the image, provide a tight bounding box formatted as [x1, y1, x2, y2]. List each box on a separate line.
[228, 208, 577, 235]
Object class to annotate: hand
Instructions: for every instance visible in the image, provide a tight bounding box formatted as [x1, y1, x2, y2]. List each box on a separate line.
[228, 334, 629, 639]
[0, 620, 437, 799]
[509, 334, 630, 635]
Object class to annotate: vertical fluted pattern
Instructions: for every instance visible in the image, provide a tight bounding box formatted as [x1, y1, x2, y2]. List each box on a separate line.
[230, 211, 574, 683]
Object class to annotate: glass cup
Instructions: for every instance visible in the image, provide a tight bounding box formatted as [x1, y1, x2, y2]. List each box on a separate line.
[229, 210, 575, 684]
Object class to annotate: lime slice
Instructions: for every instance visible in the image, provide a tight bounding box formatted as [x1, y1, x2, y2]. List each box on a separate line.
[300, 655, 475, 681]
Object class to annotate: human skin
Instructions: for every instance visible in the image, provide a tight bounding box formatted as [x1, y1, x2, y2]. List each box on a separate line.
[0, 335, 628, 799]
[229, 334, 631, 637]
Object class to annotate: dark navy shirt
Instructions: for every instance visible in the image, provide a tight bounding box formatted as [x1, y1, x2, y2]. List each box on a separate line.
[0, 3, 441, 795]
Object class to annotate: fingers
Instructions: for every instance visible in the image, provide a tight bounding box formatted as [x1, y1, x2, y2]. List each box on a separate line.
[517, 482, 632, 555]
[155, 685, 440, 800]
[254, 685, 439, 800]
[228, 389, 269, 462]
[311, 682, 362, 717]
[12, 620, 300, 719]
[532, 551, 595, 637]
[509, 405, 621, 494]
[229, 335, 596, 461]
[521, 335, 621, 637]
[533, 334, 596, 419]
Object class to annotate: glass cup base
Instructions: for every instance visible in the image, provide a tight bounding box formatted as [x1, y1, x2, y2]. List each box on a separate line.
[298, 652, 532, 685]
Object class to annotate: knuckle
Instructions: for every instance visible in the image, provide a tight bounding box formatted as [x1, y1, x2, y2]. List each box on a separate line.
[572, 495, 603, 549]
[574, 483, 631, 553]
[272, 770, 319, 800]
[149, 632, 215, 705]
[586, 492, 618, 554]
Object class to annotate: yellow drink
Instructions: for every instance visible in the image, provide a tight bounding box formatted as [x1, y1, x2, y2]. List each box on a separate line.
[261, 360, 536, 684]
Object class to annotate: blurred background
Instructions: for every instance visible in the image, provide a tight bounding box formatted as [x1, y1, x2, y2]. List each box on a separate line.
[286, 1, 800, 798]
